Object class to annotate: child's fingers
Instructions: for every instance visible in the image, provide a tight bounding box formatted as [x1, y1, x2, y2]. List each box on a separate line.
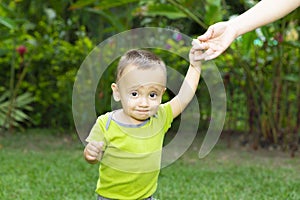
[90, 141, 104, 150]
[192, 38, 201, 46]
[86, 146, 99, 157]
[192, 40, 210, 51]
[87, 141, 104, 156]
[190, 48, 205, 62]
[85, 154, 97, 161]
[89, 141, 104, 161]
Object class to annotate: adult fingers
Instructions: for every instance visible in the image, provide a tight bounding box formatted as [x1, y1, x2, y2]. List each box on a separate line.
[197, 27, 214, 41]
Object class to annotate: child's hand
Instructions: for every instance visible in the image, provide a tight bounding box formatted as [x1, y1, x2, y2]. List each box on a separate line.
[84, 141, 104, 164]
[189, 39, 203, 70]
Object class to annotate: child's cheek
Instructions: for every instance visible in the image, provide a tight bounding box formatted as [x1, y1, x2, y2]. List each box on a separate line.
[151, 101, 161, 112]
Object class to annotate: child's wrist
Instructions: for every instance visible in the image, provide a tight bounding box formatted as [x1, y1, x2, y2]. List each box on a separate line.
[190, 63, 201, 73]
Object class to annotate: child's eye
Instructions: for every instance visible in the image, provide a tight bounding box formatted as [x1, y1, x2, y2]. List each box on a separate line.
[131, 91, 138, 97]
[149, 92, 157, 98]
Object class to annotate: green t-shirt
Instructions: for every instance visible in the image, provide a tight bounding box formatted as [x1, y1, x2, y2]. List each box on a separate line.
[86, 102, 173, 200]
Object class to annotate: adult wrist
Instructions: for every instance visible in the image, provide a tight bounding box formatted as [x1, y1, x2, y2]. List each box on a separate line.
[227, 19, 242, 39]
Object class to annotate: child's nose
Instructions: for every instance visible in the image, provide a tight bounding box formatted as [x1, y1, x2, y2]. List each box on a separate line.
[139, 96, 149, 106]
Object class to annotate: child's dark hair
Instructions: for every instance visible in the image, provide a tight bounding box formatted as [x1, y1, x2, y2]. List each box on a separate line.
[116, 49, 166, 82]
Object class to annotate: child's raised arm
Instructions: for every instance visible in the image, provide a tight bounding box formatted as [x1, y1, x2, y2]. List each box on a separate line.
[169, 40, 202, 118]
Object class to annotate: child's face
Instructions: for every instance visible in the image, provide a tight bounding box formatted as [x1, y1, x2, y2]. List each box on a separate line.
[112, 64, 166, 123]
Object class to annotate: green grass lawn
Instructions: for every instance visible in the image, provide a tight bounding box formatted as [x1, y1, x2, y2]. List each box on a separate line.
[0, 129, 299, 200]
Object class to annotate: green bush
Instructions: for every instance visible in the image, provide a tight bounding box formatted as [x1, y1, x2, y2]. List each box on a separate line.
[0, 2, 94, 130]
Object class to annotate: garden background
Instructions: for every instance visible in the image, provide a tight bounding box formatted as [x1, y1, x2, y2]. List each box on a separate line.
[0, 0, 299, 199]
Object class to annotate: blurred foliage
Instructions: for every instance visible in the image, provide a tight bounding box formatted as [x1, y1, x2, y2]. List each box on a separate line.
[0, 0, 94, 129]
[0, 91, 34, 130]
[0, 0, 299, 152]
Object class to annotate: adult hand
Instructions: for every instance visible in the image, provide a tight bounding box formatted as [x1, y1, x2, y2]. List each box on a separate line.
[194, 21, 238, 61]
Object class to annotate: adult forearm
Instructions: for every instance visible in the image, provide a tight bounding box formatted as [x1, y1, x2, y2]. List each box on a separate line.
[229, 0, 300, 37]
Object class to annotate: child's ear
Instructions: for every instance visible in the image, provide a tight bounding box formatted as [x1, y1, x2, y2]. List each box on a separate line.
[163, 87, 167, 93]
[160, 87, 167, 103]
[111, 83, 120, 102]
[161, 87, 167, 96]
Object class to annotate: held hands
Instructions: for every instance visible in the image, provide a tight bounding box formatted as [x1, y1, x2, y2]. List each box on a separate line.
[189, 39, 203, 72]
[193, 21, 238, 60]
[84, 141, 104, 164]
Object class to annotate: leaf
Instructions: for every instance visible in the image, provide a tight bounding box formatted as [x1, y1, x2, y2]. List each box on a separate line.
[238, 31, 257, 57]
[70, 0, 139, 10]
[0, 16, 17, 30]
[85, 8, 125, 31]
[0, 91, 9, 102]
[15, 92, 35, 108]
[166, 0, 207, 28]
[13, 109, 30, 122]
[204, 1, 222, 25]
[69, 0, 96, 10]
[93, 0, 140, 10]
[144, 4, 186, 19]
[0, 2, 14, 15]
[0, 92, 34, 129]
[282, 41, 300, 48]
[283, 75, 299, 82]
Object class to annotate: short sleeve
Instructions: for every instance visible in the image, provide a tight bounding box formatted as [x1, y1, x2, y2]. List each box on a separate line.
[160, 102, 173, 133]
[85, 115, 107, 146]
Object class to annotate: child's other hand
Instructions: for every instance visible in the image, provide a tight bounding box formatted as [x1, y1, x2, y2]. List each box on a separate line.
[84, 141, 104, 163]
